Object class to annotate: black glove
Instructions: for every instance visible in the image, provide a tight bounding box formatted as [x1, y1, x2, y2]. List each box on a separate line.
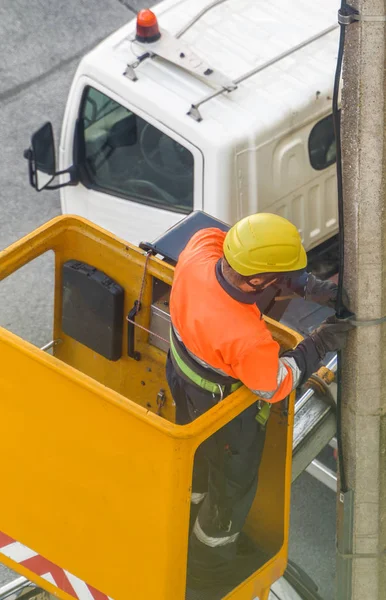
[305, 273, 350, 310]
[310, 314, 354, 359]
[290, 272, 350, 309]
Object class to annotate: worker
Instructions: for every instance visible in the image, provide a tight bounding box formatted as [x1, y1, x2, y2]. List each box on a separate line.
[166, 213, 352, 591]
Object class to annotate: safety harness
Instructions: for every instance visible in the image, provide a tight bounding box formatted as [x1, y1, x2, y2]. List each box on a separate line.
[169, 326, 242, 399]
[169, 325, 271, 428]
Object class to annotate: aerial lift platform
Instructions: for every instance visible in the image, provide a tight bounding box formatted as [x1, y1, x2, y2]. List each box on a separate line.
[0, 214, 307, 600]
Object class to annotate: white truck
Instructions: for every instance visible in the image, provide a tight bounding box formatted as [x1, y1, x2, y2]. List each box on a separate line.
[26, 0, 340, 276]
[26, 0, 341, 490]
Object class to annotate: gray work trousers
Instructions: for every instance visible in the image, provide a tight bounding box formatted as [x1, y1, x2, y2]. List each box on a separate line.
[166, 353, 266, 587]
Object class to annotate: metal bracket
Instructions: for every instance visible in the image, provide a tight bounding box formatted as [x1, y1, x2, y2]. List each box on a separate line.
[124, 64, 138, 81]
[338, 5, 359, 25]
[187, 105, 204, 122]
[336, 489, 355, 600]
[187, 83, 237, 122]
[124, 29, 236, 93]
[124, 52, 150, 81]
[156, 389, 166, 416]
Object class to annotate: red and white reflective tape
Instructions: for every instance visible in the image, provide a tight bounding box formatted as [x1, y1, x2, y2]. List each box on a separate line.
[0, 531, 113, 600]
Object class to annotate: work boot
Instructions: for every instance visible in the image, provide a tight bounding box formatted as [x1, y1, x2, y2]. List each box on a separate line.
[186, 532, 268, 593]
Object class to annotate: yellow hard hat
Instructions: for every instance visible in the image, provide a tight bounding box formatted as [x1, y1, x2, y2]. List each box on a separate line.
[223, 213, 307, 276]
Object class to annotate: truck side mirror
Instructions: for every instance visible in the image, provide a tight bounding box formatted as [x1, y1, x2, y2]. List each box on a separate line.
[30, 122, 56, 190]
[24, 122, 78, 191]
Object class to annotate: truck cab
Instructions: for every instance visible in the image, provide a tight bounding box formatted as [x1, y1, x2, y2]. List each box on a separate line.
[27, 0, 340, 252]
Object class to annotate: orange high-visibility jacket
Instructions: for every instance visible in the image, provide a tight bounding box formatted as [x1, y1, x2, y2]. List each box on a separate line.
[170, 228, 294, 402]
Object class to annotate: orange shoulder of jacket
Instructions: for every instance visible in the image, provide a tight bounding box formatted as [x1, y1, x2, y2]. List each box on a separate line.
[181, 227, 226, 259]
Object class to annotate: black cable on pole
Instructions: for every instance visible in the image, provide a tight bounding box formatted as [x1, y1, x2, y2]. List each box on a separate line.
[333, 12, 346, 319]
[332, 1, 349, 494]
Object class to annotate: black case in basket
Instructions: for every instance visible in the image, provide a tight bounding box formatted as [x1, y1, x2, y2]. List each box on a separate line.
[62, 260, 124, 361]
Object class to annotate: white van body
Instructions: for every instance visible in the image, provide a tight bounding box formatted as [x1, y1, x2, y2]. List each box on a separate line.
[59, 0, 340, 246]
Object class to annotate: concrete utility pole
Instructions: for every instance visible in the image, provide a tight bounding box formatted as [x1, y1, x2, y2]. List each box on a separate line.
[337, 0, 386, 598]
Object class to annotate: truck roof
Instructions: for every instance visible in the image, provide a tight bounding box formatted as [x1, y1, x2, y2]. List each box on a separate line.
[81, 0, 339, 141]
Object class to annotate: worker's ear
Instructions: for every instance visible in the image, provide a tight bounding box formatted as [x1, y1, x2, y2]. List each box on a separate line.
[248, 275, 278, 289]
[248, 276, 262, 287]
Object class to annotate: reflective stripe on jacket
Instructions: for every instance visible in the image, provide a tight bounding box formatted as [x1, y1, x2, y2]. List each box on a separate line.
[170, 228, 297, 403]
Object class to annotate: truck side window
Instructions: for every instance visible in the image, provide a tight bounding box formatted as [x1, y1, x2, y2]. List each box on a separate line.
[308, 113, 339, 171]
[79, 87, 194, 214]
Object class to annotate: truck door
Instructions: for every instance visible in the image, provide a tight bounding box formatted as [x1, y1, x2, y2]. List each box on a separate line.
[60, 84, 203, 244]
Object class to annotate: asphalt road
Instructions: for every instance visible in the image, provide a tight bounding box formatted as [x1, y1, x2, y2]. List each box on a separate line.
[0, 1, 336, 598]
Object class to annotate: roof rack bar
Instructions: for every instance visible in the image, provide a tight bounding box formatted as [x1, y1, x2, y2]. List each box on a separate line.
[176, 0, 230, 38]
[188, 23, 339, 121]
[234, 24, 339, 84]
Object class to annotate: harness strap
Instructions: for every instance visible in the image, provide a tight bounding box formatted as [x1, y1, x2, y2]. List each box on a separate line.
[169, 328, 242, 396]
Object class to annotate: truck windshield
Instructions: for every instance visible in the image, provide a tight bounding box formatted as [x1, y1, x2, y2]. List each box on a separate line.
[78, 86, 194, 213]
